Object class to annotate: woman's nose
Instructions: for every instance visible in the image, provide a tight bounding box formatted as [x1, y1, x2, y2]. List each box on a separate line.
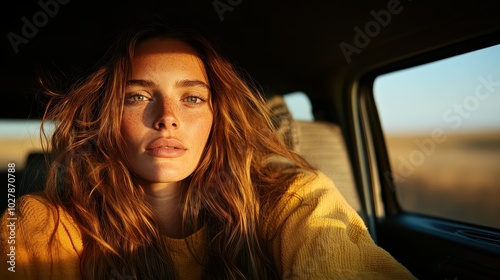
[153, 99, 179, 130]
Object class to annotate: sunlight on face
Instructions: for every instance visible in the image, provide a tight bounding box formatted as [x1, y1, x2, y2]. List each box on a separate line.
[121, 38, 213, 189]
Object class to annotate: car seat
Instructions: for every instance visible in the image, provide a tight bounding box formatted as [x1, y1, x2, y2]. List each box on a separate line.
[267, 95, 364, 221]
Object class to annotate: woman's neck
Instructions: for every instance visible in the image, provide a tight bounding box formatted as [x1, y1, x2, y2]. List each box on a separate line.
[142, 182, 185, 238]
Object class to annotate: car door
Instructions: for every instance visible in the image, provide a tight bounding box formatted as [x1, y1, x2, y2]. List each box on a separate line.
[350, 31, 500, 280]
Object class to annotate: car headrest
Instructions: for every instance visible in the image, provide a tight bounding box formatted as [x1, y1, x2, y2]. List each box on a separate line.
[267, 95, 362, 214]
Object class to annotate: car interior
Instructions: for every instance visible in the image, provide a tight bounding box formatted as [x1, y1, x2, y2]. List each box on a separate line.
[2, 0, 500, 279]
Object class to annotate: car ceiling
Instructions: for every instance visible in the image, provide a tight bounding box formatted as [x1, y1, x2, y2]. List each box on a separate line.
[2, 0, 499, 120]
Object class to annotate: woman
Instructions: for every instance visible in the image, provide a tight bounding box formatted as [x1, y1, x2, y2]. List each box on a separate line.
[0, 17, 415, 279]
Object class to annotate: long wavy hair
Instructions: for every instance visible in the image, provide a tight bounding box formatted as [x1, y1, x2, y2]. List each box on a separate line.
[40, 16, 314, 279]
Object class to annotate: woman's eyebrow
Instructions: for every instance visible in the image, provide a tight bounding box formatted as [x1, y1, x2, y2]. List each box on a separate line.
[126, 79, 156, 87]
[126, 79, 209, 90]
[176, 79, 210, 90]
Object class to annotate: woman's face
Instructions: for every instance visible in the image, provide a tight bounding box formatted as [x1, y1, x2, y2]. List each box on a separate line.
[121, 38, 213, 188]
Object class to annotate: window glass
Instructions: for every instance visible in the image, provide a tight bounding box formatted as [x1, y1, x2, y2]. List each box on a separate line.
[283, 91, 314, 121]
[374, 44, 500, 229]
[0, 120, 54, 170]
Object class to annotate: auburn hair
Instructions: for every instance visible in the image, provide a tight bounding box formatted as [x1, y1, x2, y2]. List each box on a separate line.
[40, 16, 313, 279]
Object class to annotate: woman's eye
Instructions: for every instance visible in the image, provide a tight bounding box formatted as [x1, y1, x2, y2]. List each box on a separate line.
[183, 96, 204, 104]
[133, 95, 146, 101]
[125, 93, 150, 104]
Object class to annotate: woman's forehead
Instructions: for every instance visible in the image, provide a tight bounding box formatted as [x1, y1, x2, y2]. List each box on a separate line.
[134, 38, 197, 57]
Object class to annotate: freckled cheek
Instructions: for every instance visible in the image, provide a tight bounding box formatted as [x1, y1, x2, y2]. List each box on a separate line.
[198, 115, 214, 145]
[187, 113, 213, 149]
[120, 111, 143, 149]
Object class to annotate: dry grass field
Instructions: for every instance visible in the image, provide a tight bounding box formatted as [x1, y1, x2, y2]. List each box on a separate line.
[385, 131, 500, 229]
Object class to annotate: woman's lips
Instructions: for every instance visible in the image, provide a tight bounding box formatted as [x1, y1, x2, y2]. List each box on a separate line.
[145, 138, 187, 158]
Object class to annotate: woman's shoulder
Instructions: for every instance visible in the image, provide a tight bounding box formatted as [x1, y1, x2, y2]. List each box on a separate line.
[263, 171, 341, 221]
[286, 170, 343, 200]
[263, 170, 364, 232]
[285, 170, 363, 222]
[17, 193, 53, 214]
[1, 196, 83, 278]
[3, 194, 82, 243]
[16, 194, 59, 226]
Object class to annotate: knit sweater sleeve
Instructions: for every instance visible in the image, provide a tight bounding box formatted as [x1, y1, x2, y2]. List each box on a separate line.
[264, 171, 416, 280]
[0, 194, 83, 280]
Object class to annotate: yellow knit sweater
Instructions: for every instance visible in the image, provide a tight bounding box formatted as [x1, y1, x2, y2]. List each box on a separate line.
[0, 172, 416, 279]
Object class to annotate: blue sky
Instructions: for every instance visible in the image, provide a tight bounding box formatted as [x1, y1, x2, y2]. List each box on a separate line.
[373, 44, 500, 134]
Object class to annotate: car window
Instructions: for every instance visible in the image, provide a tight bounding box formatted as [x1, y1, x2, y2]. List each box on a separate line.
[283, 91, 314, 121]
[373, 44, 500, 229]
[0, 119, 54, 170]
